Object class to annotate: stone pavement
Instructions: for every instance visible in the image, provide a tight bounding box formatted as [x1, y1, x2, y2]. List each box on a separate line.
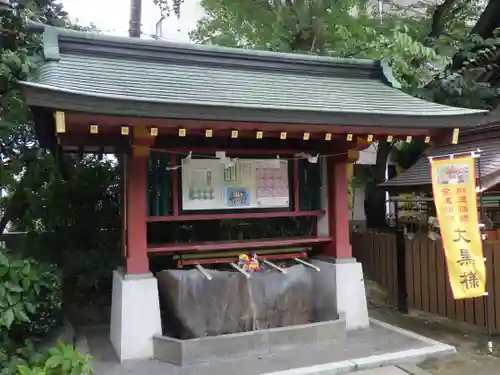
[83, 319, 453, 375]
[354, 368, 410, 375]
[369, 299, 500, 375]
[353, 366, 432, 375]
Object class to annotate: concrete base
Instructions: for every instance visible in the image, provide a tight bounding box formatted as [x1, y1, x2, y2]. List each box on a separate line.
[110, 269, 162, 362]
[154, 318, 346, 366]
[312, 259, 369, 330]
[334, 260, 370, 330]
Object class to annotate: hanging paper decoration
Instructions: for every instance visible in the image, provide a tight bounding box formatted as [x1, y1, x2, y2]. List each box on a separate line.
[428, 216, 440, 241]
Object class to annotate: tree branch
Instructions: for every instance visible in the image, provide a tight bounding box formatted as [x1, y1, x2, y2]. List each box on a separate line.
[425, 0, 460, 44]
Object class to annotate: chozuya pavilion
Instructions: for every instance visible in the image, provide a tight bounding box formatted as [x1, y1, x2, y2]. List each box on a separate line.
[21, 26, 487, 363]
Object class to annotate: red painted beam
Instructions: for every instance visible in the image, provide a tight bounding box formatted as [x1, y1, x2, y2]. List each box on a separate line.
[149, 148, 313, 156]
[147, 236, 332, 254]
[148, 210, 325, 222]
[177, 252, 307, 267]
[65, 112, 433, 136]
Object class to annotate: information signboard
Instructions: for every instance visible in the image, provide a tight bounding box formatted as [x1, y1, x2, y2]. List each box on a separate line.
[181, 158, 290, 211]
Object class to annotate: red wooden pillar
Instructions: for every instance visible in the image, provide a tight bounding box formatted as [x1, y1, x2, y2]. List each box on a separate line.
[124, 153, 149, 274]
[123, 127, 154, 274]
[324, 158, 352, 258]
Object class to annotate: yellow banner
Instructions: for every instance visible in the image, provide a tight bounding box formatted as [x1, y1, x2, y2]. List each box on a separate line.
[430, 156, 486, 300]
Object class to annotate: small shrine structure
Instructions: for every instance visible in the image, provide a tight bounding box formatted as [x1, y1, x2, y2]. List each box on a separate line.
[22, 26, 488, 362]
[382, 124, 500, 231]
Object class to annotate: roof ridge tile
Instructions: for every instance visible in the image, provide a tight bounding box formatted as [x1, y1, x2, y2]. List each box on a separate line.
[42, 25, 383, 80]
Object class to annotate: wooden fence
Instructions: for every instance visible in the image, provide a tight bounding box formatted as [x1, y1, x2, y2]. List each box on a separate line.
[352, 230, 500, 332]
[352, 231, 399, 305]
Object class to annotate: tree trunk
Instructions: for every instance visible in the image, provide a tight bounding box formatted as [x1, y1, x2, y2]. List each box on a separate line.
[449, 0, 500, 70]
[425, 0, 460, 45]
[365, 142, 391, 229]
[471, 0, 500, 38]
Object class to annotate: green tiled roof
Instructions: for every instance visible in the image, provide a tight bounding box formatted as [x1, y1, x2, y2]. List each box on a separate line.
[381, 137, 500, 190]
[21, 26, 488, 128]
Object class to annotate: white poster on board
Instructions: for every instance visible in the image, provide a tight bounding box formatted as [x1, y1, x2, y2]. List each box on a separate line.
[181, 158, 290, 211]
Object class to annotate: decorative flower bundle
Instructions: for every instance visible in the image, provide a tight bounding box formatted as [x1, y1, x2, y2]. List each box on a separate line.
[238, 253, 261, 273]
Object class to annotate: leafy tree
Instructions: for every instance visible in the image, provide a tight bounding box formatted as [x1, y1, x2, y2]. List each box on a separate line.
[153, 0, 185, 17]
[189, 0, 494, 228]
[0, 1, 100, 233]
[191, 0, 487, 95]
[1, 2, 119, 301]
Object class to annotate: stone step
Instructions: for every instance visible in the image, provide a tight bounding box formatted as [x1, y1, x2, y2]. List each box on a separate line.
[154, 319, 347, 366]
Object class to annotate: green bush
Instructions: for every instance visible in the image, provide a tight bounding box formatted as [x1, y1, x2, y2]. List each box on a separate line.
[40, 341, 93, 375]
[0, 339, 43, 375]
[0, 250, 62, 340]
[16, 367, 45, 375]
[0, 341, 93, 375]
[0, 250, 91, 375]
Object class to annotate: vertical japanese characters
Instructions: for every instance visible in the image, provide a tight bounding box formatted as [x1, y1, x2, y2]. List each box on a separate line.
[430, 156, 486, 299]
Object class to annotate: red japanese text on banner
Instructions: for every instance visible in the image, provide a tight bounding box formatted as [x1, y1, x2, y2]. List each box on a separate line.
[430, 156, 486, 299]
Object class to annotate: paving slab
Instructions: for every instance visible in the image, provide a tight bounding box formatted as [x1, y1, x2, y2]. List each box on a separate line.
[355, 367, 409, 375]
[397, 364, 433, 375]
[85, 319, 454, 375]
